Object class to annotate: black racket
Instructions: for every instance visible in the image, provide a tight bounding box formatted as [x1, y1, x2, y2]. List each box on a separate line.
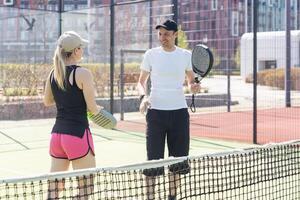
[190, 44, 214, 112]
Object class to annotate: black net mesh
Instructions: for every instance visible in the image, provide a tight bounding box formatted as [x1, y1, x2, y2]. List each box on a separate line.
[1, 141, 299, 199]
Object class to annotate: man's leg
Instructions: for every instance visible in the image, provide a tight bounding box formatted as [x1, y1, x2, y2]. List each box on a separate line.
[145, 176, 156, 199]
[168, 172, 179, 199]
[144, 109, 167, 199]
[167, 108, 190, 199]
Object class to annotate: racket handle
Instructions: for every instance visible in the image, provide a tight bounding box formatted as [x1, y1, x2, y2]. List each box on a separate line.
[190, 94, 196, 113]
[195, 77, 200, 83]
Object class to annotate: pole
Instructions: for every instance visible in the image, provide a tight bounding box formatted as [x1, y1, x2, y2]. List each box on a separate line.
[110, 0, 115, 113]
[253, 0, 258, 144]
[245, 0, 248, 33]
[120, 50, 124, 120]
[227, 0, 231, 112]
[285, 0, 291, 107]
[172, 0, 178, 45]
[58, 0, 64, 37]
[149, 0, 153, 48]
[172, 0, 178, 23]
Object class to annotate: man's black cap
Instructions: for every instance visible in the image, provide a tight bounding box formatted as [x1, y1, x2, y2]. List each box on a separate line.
[155, 19, 178, 32]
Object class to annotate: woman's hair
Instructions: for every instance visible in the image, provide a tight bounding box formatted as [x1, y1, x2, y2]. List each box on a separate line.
[52, 46, 72, 90]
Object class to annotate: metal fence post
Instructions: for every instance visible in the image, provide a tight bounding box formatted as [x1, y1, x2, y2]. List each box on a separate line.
[120, 49, 125, 120]
[253, 0, 258, 144]
[110, 0, 115, 114]
[285, 0, 291, 107]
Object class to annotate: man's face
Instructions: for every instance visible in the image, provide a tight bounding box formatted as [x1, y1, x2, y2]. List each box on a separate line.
[158, 28, 177, 47]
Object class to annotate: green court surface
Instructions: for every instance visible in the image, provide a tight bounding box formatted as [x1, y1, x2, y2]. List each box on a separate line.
[0, 118, 256, 179]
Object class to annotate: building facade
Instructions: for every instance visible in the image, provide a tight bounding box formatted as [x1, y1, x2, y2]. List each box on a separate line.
[241, 30, 300, 78]
[179, 0, 299, 72]
[0, 0, 299, 71]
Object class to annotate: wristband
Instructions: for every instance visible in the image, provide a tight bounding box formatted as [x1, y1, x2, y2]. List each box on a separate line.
[139, 95, 145, 102]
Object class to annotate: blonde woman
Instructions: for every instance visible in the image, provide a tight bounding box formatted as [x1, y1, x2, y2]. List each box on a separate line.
[43, 31, 100, 199]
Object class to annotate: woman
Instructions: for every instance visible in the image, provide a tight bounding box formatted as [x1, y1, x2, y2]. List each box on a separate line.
[43, 31, 100, 199]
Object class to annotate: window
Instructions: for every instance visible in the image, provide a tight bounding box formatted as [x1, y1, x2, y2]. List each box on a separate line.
[20, 31, 27, 41]
[204, 0, 208, 9]
[265, 60, 277, 69]
[238, 2, 243, 10]
[231, 11, 239, 36]
[211, 0, 218, 10]
[4, 0, 14, 6]
[64, 4, 75, 11]
[47, 4, 58, 11]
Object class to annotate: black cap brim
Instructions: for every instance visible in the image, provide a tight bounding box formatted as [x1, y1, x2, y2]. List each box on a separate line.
[155, 25, 167, 29]
[155, 25, 177, 31]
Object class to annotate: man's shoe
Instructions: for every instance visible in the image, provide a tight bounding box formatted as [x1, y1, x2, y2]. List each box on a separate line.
[168, 195, 176, 200]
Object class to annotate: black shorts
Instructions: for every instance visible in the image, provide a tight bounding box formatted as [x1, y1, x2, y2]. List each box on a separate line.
[143, 108, 190, 176]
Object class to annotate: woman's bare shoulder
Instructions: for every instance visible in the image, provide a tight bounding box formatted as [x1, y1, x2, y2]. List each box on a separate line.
[76, 67, 93, 78]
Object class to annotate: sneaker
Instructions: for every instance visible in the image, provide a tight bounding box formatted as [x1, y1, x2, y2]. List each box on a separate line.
[168, 195, 176, 200]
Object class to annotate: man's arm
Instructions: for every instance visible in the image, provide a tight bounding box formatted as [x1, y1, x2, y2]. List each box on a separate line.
[137, 70, 150, 114]
[186, 70, 200, 94]
[137, 69, 150, 96]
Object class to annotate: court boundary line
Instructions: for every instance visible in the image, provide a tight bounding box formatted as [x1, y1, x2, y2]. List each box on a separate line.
[0, 130, 29, 150]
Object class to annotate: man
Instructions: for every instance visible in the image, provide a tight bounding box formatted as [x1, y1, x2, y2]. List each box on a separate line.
[137, 19, 200, 200]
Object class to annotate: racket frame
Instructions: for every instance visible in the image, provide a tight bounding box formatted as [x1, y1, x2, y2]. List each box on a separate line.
[87, 109, 117, 129]
[192, 44, 214, 83]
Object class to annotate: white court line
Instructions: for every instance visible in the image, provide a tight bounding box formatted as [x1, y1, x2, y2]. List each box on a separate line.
[0, 167, 25, 177]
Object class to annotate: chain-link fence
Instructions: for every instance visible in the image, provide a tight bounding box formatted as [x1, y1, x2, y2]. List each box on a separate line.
[0, 0, 299, 144]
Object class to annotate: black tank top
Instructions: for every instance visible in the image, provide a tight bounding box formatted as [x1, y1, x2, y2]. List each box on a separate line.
[50, 65, 89, 138]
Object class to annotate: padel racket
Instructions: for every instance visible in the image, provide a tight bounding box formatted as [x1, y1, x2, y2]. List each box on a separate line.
[190, 44, 214, 112]
[87, 109, 117, 129]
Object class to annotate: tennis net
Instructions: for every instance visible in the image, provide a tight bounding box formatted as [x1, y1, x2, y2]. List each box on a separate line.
[0, 140, 299, 199]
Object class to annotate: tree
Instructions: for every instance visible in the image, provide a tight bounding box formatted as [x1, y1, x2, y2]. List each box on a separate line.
[177, 25, 189, 49]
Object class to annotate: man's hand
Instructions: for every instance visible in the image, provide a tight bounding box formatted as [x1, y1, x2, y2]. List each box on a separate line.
[189, 83, 201, 94]
[139, 96, 150, 115]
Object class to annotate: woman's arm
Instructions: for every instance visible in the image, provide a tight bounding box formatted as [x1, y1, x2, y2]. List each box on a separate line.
[76, 68, 101, 115]
[43, 72, 55, 107]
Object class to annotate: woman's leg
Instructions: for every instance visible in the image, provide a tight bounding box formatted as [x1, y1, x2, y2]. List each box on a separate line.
[72, 150, 96, 169]
[48, 158, 70, 199]
[72, 151, 96, 200]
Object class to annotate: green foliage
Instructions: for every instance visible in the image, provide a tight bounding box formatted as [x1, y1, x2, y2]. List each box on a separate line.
[177, 25, 189, 49]
[246, 68, 300, 90]
[0, 63, 141, 97]
[234, 45, 240, 70]
[4, 88, 37, 96]
[0, 63, 52, 96]
[210, 48, 220, 67]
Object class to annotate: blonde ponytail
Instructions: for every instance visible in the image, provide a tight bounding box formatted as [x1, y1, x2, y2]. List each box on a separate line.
[52, 47, 72, 90]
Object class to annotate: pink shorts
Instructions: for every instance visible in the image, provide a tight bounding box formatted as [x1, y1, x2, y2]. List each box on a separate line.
[50, 129, 95, 160]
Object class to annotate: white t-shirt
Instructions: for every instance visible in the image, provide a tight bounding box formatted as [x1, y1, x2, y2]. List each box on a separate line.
[141, 46, 192, 110]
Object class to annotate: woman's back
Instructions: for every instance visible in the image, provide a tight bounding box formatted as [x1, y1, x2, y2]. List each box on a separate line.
[50, 65, 88, 138]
